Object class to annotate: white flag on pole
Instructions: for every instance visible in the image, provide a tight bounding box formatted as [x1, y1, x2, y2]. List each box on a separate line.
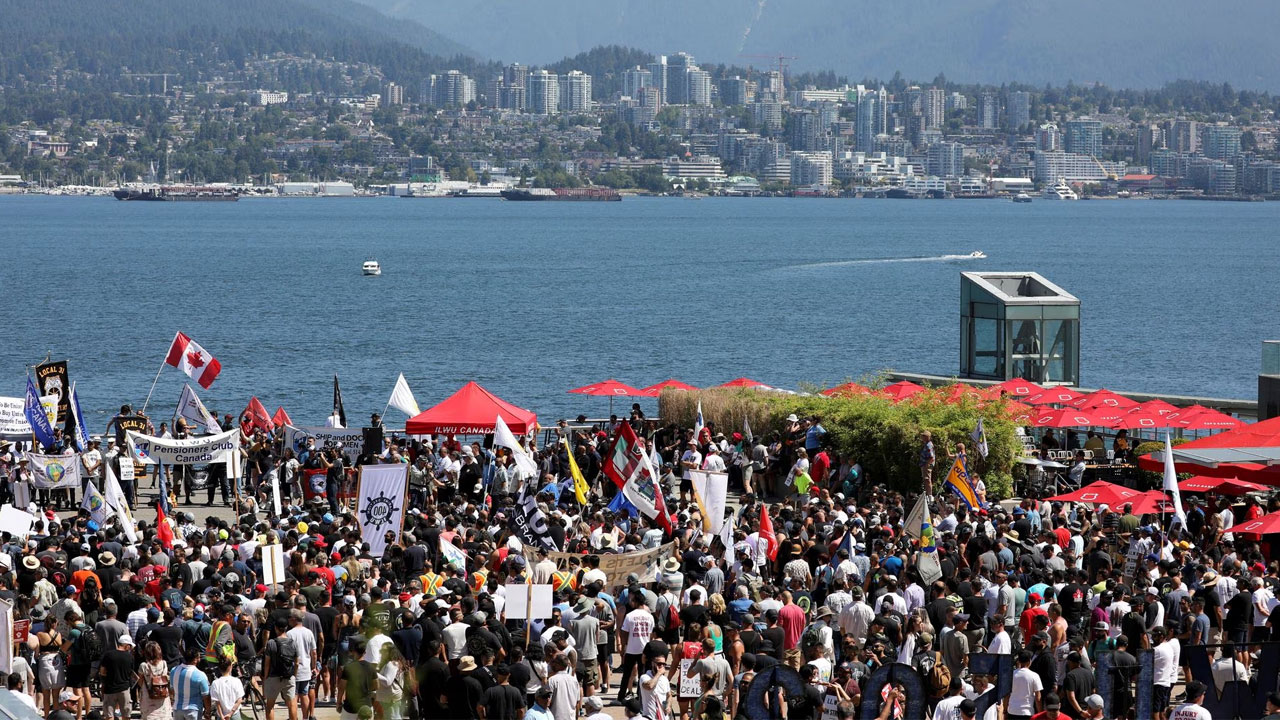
[103, 463, 138, 543]
[971, 418, 989, 459]
[440, 537, 467, 572]
[904, 494, 930, 539]
[694, 400, 705, 442]
[743, 417, 753, 443]
[175, 383, 222, 435]
[81, 482, 109, 527]
[1162, 432, 1188, 532]
[387, 373, 421, 418]
[494, 415, 539, 478]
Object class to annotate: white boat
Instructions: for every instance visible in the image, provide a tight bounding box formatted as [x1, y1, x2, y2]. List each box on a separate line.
[1042, 179, 1079, 200]
[1013, 193, 1033, 203]
[362, 260, 381, 276]
[968, 250, 987, 259]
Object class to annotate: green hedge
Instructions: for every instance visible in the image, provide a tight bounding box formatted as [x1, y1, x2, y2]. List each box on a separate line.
[658, 385, 1024, 499]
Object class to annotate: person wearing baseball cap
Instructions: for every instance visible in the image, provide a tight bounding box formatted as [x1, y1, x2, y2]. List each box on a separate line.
[1171, 680, 1210, 720]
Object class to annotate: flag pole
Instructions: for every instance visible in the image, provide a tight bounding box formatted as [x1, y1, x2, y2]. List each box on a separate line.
[140, 359, 167, 416]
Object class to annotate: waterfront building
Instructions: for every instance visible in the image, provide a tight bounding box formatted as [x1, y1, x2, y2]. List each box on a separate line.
[1188, 158, 1238, 195]
[926, 141, 965, 179]
[527, 70, 559, 115]
[1007, 91, 1031, 130]
[661, 155, 726, 181]
[790, 151, 833, 186]
[1149, 149, 1190, 178]
[1064, 119, 1102, 157]
[561, 70, 592, 112]
[1033, 151, 1107, 182]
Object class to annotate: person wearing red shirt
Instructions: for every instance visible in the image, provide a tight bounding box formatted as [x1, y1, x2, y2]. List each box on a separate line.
[777, 590, 806, 669]
[811, 448, 831, 490]
[1021, 592, 1049, 638]
[1053, 521, 1072, 549]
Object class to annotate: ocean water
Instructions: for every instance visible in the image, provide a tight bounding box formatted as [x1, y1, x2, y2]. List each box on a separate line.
[1, 194, 1277, 427]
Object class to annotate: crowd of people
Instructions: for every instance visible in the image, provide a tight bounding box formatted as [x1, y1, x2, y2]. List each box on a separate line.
[0, 401, 1277, 720]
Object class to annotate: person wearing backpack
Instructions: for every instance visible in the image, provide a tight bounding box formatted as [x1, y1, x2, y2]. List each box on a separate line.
[137, 640, 172, 720]
[262, 617, 300, 720]
[65, 610, 98, 719]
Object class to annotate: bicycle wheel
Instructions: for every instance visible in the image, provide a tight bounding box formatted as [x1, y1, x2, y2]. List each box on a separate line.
[243, 682, 265, 720]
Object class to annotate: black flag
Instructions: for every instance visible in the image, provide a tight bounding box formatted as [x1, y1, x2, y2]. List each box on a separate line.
[333, 375, 346, 428]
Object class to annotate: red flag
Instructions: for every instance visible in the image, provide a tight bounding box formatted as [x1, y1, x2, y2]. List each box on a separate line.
[164, 332, 222, 389]
[155, 501, 174, 550]
[652, 476, 674, 534]
[272, 406, 293, 427]
[759, 504, 778, 561]
[242, 397, 276, 434]
[604, 422, 646, 489]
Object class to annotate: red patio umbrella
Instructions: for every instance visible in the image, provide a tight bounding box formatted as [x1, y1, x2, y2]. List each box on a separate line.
[1126, 490, 1181, 516]
[1133, 399, 1179, 415]
[822, 382, 872, 397]
[639, 379, 699, 397]
[1071, 389, 1138, 411]
[719, 377, 772, 390]
[1178, 475, 1271, 495]
[1110, 410, 1175, 430]
[568, 378, 642, 413]
[880, 380, 925, 401]
[1005, 401, 1035, 424]
[1176, 408, 1246, 431]
[1047, 480, 1143, 506]
[1025, 387, 1086, 406]
[1224, 511, 1280, 536]
[994, 379, 1044, 398]
[1137, 413, 1279, 478]
[1032, 407, 1109, 428]
[940, 384, 987, 403]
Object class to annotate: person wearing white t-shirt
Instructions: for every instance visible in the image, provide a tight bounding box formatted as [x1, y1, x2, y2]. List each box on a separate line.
[286, 611, 318, 720]
[701, 448, 726, 473]
[986, 616, 1012, 655]
[932, 679, 967, 720]
[1169, 680, 1213, 720]
[617, 595, 654, 701]
[679, 444, 702, 503]
[1007, 650, 1043, 719]
[210, 661, 246, 720]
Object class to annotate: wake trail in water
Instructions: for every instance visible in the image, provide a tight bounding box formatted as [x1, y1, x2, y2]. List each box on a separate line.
[787, 253, 985, 269]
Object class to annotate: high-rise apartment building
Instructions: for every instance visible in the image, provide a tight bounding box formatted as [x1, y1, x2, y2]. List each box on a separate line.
[647, 56, 668, 104]
[687, 69, 712, 106]
[527, 70, 559, 115]
[1064, 119, 1103, 157]
[856, 95, 880, 152]
[428, 70, 475, 107]
[1202, 125, 1242, 159]
[925, 87, 946, 129]
[561, 71, 592, 112]
[496, 63, 528, 111]
[720, 76, 749, 106]
[385, 82, 404, 106]
[926, 142, 965, 178]
[790, 151, 834, 186]
[1135, 125, 1163, 164]
[1036, 124, 1061, 152]
[1007, 91, 1031, 130]
[1169, 120, 1199, 153]
[623, 67, 652, 99]
[977, 93, 999, 129]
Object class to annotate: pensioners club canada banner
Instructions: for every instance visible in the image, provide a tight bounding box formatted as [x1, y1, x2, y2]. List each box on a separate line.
[126, 428, 240, 465]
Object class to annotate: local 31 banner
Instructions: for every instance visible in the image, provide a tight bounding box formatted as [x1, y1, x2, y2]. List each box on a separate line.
[24, 452, 81, 489]
[126, 428, 240, 465]
[34, 360, 69, 425]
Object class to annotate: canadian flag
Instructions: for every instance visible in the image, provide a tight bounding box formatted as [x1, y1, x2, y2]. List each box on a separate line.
[164, 332, 222, 389]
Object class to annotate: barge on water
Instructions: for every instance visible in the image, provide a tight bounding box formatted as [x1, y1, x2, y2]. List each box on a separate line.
[112, 186, 240, 201]
[500, 187, 621, 201]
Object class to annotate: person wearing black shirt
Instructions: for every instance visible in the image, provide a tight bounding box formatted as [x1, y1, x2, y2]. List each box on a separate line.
[98, 636, 137, 718]
[789, 664, 825, 720]
[151, 609, 185, 668]
[339, 638, 376, 717]
[447, 657, 485, 720]
[1059, 572, 1088, 630]
[761, 610, 785, 662]
[418, 640, 451, 717]
[1225, 579, 1254, 646]
[1109, 635, 1139, 718]
[478, 664, 524, 720]
[1060, 651, 1096, 720]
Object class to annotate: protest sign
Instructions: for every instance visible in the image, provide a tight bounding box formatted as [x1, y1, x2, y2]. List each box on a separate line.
[24, 452, 81, 489]
[504, 584, 553, 620]
[0, 395, 56, 436]
[0, 506, 33, 538]
[285, 425, 363, 464]
[526, 542, 676, 589]
[127, 429, 240, 465]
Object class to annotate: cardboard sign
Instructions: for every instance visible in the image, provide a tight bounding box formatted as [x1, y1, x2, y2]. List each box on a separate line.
[503, 584, 553, 620]
[12, 619, 29, 644]
[262, 543, 286, 587]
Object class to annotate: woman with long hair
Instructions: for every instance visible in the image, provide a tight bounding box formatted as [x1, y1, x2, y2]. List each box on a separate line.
[137, 640, 172, 720]
[375, 641, 407, 720]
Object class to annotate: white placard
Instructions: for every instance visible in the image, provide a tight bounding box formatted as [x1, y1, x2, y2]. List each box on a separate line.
[0, 599, 12, 674]
[503, 584, 553, 620]
[262, 543, 286, 586]
[118, 457, 135, 482]
[0, 505, 35, 538]
[679, 657, 701, 697]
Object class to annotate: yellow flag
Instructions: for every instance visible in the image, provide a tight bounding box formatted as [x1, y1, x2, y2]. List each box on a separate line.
[563, 437, 590, 504]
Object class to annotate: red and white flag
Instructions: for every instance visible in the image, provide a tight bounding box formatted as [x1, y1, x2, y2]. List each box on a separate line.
[759, 504, 779, 561]
[164, 332, 222, 389]
[242, 397, 275, 434]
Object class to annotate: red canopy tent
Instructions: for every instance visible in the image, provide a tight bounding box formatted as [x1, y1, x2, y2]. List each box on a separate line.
[822, 382, 872, 397]
[719, 377, 772, 390]
[1047, 480, 1143, 506]
[1070, 389, 1138, 411]
[994, 379, 1044, 398]
[1025, 387, 1086, 406]
[640, 379, 699, 397]
[1137, 413, 1273, 479]
[881, 380, 925, 401]
[405, 382, 537, 436]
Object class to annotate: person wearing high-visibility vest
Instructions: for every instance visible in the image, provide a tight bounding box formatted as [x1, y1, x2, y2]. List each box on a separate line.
[203, 604, 236, 666]
[469, 568, 488, 594]
[550, 567, 578, 594]
[420, 569, 444, 597]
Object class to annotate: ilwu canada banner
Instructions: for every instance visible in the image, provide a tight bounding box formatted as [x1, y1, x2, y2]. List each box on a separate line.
[126, 429, 240, 465]
[357, 464, 407, 558]
[512, 478, 559, 551]
[24, 452, 81, 489]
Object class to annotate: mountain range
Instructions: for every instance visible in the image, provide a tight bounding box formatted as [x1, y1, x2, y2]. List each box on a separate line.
[355, 0, 1280, 90]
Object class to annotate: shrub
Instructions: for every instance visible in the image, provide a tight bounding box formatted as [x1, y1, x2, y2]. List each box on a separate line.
[658, 384, 1024, 499]
[1133, 438, 1192, 489]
